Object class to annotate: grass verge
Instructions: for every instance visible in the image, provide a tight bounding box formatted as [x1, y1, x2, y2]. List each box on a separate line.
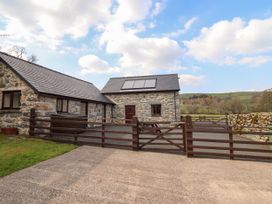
[0, 134, 77, 177]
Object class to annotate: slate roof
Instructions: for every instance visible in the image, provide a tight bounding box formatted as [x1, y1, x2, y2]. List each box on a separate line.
[0, 52, 113, 104]
[102, 74, 180, 94]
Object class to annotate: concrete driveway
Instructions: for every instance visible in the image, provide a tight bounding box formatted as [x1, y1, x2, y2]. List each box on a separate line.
[0, 146, 271, 204]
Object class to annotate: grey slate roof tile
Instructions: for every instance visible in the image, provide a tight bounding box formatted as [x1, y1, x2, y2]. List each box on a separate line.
[0, 52, 113, 104]
[102, 74, 180, 94]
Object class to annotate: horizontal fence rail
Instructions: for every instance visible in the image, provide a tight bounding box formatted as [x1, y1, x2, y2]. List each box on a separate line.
[185, 115, 272, 161]
[29, 109, 272, 162]
[29, 109, 138, 150]
[29, 109, 186, 154]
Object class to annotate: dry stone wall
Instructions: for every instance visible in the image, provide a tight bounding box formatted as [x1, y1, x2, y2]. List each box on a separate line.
[228, 112, 272, 142]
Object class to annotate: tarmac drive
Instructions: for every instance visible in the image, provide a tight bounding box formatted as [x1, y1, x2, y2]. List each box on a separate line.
[0, 145, 271, 204]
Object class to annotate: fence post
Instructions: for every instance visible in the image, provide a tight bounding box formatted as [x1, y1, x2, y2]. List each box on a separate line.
[29, 108, 35, 136]
[182, 123, 186, 154]
[185, 116, 193, 157]
[132, 116, 139, 151]
[229, 126, 234, 160]
[225, 113, 229, 126]
[101, 118, 105, 147]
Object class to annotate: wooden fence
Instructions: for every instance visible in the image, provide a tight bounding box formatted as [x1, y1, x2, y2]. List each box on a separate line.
[29, 109, 272, 161]
[29, 109, 138, 150]
[184, 116, 272, 161]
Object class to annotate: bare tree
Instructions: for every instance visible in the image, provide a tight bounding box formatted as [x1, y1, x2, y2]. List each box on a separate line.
[28, 54, 38, 63]
[8, 46, 26, 59]
[7, 45, 38, 63]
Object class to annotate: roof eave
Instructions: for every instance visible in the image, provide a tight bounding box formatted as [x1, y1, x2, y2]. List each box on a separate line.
[102, 89, 180, 94]
[39, 92, 115, 105]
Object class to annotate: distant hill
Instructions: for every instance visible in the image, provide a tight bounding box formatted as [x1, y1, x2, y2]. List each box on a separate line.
[181, 91, 260, 103]
[179, 91, 268, 114]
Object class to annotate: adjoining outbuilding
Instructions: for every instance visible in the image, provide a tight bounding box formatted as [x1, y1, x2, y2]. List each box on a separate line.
[102, 74, 180, 122]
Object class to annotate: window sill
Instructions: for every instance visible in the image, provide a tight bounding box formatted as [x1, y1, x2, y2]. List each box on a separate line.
[0, 109, 21, 114]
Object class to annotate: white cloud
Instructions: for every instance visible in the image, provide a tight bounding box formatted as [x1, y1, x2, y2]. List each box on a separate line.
[151, 1, 165, 17]
[179, 74, 204, 86]
[98, 22, 183, 75]
[184, 17, 272, 66]
[79, 55, 120, 74]
[184, 17, 198, 32]
[166, 17, 197, 37]
[115, 0, 153, 23]
[0, 0, 112, 49]
[0, 0, 185, 76]
[148, 22, 156, 29]
[91, 0, 184, 76]
[238, 56, 271, 67]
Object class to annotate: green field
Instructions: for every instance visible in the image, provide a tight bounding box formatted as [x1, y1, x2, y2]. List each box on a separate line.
[0, 135, 77, 177]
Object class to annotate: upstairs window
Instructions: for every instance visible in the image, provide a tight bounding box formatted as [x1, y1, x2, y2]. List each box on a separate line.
[2, 91, 21, 109]
[56, 98, 68, 112]
[151, 104, 161, 117]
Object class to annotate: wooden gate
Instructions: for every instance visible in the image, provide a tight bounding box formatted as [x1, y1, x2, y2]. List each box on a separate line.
[138, 121, 186, 153]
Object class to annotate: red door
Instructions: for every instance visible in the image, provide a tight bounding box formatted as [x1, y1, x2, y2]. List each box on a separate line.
[125, 105, 135, 123]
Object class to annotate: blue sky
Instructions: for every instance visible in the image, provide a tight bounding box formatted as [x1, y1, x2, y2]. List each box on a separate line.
[0, 0, 271, 93]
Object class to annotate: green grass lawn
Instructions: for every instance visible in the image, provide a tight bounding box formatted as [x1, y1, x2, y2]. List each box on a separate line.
[0, 135, 77, 177]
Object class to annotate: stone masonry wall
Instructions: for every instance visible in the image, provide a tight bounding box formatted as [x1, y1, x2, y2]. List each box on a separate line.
[0, 62, 40, 134]
[105, 92, 180, 122]
[68, 100, 81, 114]
[87, 103, 112, 122]
[0, 62, 113, 134]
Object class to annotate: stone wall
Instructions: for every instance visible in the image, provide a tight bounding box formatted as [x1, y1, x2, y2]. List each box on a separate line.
[0, 62, 39, 134]
[105, 92, 180, 122]
[87, 103, 112, 122]
[0, 62, 113, 134]
[0, 62, 60, 134]
[228, 112, 272, 142]
[106, 104, 112, 122]
[68, 100, 81, 114]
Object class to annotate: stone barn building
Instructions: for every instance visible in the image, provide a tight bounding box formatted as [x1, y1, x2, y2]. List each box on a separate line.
[0, 51, 180, 134]
[102, 74, 180, 122]
[0, 52, 114, 134]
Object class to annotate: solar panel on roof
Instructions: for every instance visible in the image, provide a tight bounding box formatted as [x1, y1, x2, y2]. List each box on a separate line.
[122, 79, 157, 90]
[144, 79, 156, 88]
[133, 80, 145, 88]
[122, 80, 134, 89]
